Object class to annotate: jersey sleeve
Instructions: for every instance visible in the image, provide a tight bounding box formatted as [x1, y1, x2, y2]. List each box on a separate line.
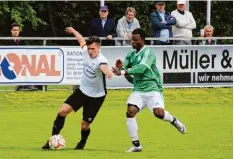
[77, 45, 88, 57]
[99, 55, 108, 66]
[127, 49, 155, 75]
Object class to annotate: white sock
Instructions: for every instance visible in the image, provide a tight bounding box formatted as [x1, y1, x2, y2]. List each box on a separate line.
[162, 111, 174, 122]
[126, 118, 139, 141]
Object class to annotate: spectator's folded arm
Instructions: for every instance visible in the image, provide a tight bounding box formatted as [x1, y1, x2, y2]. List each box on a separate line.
[184, 22, 196, 30]
[176, 19, 191, 28]
[165, 16, 176, 25]
[184, 14, 196, 29]
[151, 14, 171, 29]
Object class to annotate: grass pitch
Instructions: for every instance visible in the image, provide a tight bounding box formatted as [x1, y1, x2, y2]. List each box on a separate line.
[0, 88, 232, 159]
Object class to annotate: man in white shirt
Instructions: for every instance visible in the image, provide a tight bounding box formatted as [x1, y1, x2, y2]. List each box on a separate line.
[116, 7, 141, 45]
[42, 27, 113, 150]
[171, 0, 196, 45]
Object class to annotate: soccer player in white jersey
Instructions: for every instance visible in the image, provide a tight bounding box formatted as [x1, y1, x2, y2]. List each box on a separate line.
[42, 27, 113, 150]
[112, 28, 186, 152]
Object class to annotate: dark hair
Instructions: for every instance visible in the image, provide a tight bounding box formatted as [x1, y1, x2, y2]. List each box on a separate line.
[86, 36, 101, 46]
[132, 28, 146, 40]
[10, 23, 20, 30]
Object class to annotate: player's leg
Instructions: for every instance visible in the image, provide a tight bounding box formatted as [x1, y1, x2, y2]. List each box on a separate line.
[153, 107, 186, 134]
[74, 95, 106, 150]
[146, 91, 186, 134]
[42, 89, 85, 149]
[125, 92, 145, 152]
[42, 103, 73, 149]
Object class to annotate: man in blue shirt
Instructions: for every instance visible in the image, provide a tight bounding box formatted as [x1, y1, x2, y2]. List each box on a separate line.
[151, 1, 176, 45]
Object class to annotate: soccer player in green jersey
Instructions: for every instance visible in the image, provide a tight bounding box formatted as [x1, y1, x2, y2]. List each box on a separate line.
[112, 28, 186, 152]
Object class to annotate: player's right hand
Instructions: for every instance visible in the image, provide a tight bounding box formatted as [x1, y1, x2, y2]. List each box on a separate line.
[115, 59, 123, 68]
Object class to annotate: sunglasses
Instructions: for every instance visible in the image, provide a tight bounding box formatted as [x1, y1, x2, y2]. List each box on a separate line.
[100, 10, 107, 12]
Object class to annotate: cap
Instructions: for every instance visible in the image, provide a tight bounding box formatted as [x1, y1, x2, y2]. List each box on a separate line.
[100, 5, 108, 11]
[155, 0, 165, 4]
[177, 0, 186, 4]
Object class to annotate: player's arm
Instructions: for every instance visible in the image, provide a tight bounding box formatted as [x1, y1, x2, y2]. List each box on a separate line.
[124, 74, 133, 84]
[66, 27, 86, 48]
[114, 59, 133, 83]
[100, 63, 113, 80]
[124, 51, 155, 76]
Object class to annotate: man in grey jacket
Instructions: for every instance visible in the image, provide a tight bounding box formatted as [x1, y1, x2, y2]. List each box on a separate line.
[116, 7, 140, 46]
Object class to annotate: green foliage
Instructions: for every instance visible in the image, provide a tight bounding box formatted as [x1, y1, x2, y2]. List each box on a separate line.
[0, 1, 46, 32]
[0, 1, 232, 42]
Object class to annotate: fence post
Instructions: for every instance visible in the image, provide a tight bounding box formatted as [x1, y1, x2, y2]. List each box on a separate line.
[42, 39, 47, 91]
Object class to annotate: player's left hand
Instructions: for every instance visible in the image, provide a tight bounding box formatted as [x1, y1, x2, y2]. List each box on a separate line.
[111, 67, 121, 76]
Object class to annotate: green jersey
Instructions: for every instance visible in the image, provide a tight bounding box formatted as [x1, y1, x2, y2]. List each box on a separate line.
[123, 46, 163, 92]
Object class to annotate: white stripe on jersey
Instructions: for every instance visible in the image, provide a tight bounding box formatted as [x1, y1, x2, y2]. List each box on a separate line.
[79, 46, 108, 97]
[140, 48, 149, 64]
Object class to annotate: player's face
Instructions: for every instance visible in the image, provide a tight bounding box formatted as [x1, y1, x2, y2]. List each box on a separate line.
[204, 28, 213, 37]
[11, 26, 20, 37]
[177, 4, 185, 12]
[87, 43, 100, 58]
[131, 34, 144, 49]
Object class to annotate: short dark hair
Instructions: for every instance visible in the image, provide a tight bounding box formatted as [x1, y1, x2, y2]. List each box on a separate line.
[86, 36, 101, 46]
[10, 23, 20, 30]
[132, 28, 146, 40]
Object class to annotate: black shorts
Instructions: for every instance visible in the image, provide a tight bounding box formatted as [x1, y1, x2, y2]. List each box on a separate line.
[64, 89, 106, 123]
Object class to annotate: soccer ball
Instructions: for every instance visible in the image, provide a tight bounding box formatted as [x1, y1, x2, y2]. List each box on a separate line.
[49, 135, 66, 149]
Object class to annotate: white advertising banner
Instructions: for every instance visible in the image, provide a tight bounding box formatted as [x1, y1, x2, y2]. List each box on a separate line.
[0, 45, 232, 88]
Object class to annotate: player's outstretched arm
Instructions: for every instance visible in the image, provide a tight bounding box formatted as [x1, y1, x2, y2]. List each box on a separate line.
[66, 27, 86, 47]
[100, 64, 113, 80]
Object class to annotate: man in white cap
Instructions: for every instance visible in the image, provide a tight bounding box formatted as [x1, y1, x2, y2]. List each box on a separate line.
[171, 0, 196, 45]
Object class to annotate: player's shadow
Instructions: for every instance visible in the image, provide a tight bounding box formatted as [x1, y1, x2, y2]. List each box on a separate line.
[0, 146, 123, 153]
[56, 148, 124, 153]
[0, 146, 39, 151]
[83, 148, 124, 153]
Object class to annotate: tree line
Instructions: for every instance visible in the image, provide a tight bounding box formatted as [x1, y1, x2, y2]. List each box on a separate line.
[0, 1, 232, 45]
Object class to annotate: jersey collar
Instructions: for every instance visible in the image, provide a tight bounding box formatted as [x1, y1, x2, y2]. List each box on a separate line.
[135, 46, 146, 56]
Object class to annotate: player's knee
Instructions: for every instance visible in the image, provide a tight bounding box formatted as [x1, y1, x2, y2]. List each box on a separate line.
[58, 109, 68, 117]
[81, 120, 90, 130]
[126, 112, 135, 118]
[153, 108, 164, 119]
[58, 104, 72, 117]
[126, 105, 138, 118]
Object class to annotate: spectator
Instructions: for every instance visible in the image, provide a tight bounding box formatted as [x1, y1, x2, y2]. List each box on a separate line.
[2, 23, 23, 45]
[116, 7, 140, 46]
[3, 23, 42, 91]
[199, 25, 217, 45]
[171, 0, 196, 45]
[151, 0, 176, 45]
[88, 5, 116, 46]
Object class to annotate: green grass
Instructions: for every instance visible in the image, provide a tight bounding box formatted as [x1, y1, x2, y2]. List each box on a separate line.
[0, 88, 232, 159]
